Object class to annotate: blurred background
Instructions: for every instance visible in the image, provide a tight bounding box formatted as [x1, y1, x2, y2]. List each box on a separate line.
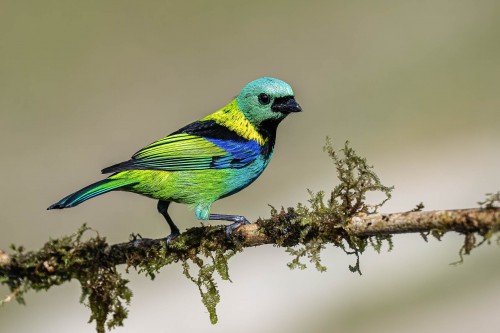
[1, 1, 499, 332]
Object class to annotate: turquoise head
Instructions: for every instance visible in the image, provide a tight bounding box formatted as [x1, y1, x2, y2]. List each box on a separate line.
[236, 77, 302, 126]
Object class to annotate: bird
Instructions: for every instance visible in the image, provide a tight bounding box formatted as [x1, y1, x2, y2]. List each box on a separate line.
[48, 77, 302, 242]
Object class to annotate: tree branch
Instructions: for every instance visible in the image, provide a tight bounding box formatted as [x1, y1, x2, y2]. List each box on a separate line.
[1, 141, 498, 333]
[346, 208, 500, 236]
[73, 208, 497, 264]
[1, 207, 498, 282]
[233, 207, 499, 246]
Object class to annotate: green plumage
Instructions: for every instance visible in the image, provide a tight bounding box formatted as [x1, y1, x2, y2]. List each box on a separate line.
[48, 77, 302, 239]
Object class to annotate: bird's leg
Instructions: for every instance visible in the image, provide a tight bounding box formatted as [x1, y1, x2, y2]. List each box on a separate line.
[157, 200, 180, 243]
[209, 214, 250, 238]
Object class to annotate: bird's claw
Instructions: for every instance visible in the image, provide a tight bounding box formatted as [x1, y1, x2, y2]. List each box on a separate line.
[164, 232, 180, 245]
[225, 218, 251, 239]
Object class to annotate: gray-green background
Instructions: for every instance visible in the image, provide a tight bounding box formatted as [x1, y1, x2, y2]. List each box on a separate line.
[1, 1, 499, 332]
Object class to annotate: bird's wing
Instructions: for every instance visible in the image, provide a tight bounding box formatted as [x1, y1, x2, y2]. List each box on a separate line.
[101, 120, 261, 174]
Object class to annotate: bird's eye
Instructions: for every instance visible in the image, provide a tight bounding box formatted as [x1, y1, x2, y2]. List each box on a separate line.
[258, 93, 271, 105]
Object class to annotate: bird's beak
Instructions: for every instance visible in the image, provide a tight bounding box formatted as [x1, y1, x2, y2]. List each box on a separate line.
[271, 96, 302, 114]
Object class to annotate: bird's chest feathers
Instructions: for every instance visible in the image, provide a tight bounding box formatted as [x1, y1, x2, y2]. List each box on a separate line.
[219, 154, 272, 198]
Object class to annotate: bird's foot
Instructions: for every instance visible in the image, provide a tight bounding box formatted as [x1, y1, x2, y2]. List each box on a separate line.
[164, 231, 181, 245]
[225, 217, 251, 239]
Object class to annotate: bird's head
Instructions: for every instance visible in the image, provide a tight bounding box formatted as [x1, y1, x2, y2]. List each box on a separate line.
[236, 77, 302, 127]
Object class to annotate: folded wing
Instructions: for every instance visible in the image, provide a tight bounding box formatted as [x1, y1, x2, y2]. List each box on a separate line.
[102, 121, 261, 174]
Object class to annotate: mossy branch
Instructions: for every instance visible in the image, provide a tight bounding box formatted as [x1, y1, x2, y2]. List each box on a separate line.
[1, 141, 499, 333]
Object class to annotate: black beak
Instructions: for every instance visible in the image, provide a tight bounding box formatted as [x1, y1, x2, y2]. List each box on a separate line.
[271, 96, 302, 114]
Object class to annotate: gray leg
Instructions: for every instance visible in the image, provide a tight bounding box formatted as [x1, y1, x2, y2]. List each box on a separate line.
[157, 200, 180, 243]
[209, 214, 250, 238]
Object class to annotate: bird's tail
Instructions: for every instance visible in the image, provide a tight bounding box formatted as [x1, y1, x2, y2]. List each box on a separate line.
[47, 178, 139, 210]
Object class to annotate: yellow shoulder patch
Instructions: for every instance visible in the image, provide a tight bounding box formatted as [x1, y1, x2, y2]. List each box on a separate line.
[202, 100, 265, 145]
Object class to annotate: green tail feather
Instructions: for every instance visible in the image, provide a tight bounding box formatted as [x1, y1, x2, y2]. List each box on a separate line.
[47, 178, 139, 209]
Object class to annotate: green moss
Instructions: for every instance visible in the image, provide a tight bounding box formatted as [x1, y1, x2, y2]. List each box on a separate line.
[281, 140, 394, 275]
[122, 227, 243, 325]
[180, 248, 238, 324]
[450, 192, 500, 265]
[478, 191, 500, 209]
[411, 202, 425, 212]
[0, 225, 133, 333]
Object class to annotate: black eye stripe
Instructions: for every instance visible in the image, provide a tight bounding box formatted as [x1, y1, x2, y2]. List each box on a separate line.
[258, 93, 271, 105]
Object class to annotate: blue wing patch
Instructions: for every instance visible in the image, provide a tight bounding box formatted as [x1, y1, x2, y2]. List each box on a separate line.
[204, 137, 261, 169]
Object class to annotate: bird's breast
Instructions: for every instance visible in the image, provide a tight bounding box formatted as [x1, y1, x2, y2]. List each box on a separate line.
[218, 155, 271, 199]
